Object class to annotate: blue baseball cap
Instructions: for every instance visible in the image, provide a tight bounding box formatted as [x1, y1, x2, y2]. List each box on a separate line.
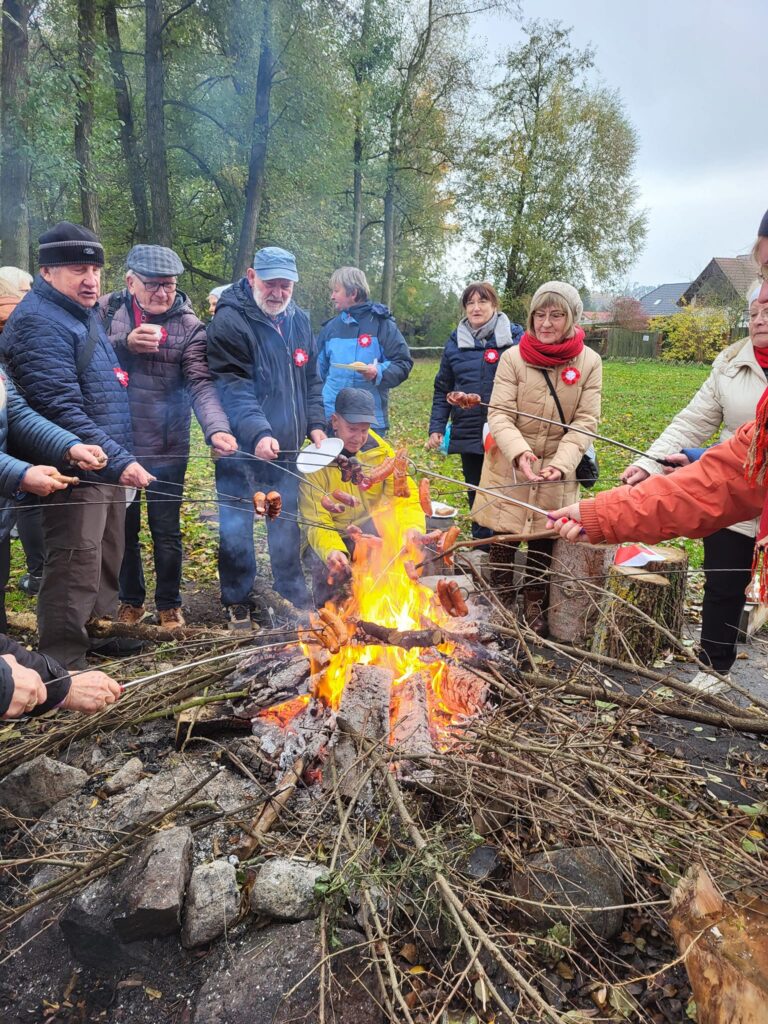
[253, 246, 299, 282]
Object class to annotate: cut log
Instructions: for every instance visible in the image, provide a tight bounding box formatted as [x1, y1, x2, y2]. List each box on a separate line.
[390, 670, 434, 784]
[643, 543, 688, 637]
[357, 620, 443, 649]
[591, 565, 672, 663]
[174, 702, 252, 750]
[548, 541, 617, 645]
[331, 664, 393, 800]
[669, 865, 768, 1024]
[87, 617, 218, 641]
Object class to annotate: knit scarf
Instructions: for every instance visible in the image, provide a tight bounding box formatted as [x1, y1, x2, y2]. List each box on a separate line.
[456, 311, 515, 350]
[753, 344, 768, 370]
[744, 385, 768, 600]
[518, 327, 585, 367]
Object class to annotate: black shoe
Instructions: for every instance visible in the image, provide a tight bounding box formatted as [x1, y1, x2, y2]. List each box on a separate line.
[226, 604, 253, 632]
[88, 636, 145, 658]
[18, 573, 42, 596]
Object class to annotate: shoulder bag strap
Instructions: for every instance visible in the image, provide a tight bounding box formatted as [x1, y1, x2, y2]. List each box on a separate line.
[538, 368, 569, 431]
[76, 313, 102, 377]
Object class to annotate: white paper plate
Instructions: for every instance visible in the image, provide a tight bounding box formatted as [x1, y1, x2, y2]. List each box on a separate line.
[431, 503, 457, 518]
[296, 437, 344, 474]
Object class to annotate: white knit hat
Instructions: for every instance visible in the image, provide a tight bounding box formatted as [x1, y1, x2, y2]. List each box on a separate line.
[531, 281, 584, 323]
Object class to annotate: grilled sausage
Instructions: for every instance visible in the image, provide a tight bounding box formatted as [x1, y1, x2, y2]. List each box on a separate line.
[265, 491, 282, 518]
[447, 579, 468, 617]
[360, 456, 396, 490]
[438, 525, 460, 566]
[404, 559, 422, 582]
[446, 391, 482, 409]
[418, 477, 432, 515]
[393, 448, 410, 498]
[253, 491, 267, 516]
[332, 489, 359, 508]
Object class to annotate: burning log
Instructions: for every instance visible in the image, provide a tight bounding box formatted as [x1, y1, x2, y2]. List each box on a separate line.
[390, 670, 435, 784]
[356, 620, 444, 649]
[234, 756, 306, 860]
[332, 664, 393, 800]
[669, 865, 768, 1024]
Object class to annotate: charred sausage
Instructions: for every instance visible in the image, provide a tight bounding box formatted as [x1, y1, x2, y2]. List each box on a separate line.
[265, 491, 282, 519]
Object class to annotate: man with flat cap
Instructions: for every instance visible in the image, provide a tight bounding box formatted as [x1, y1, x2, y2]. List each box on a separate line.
[207, 245, 327, 628]
[0, 222, 153, 667]
[99, 244, 237, 628]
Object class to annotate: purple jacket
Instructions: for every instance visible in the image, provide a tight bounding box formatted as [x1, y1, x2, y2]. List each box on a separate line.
[98, 290, 231, 462]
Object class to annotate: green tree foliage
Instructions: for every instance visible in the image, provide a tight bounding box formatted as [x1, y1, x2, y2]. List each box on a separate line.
[467, 19, 646, 305]
[651, 308, 730, 363]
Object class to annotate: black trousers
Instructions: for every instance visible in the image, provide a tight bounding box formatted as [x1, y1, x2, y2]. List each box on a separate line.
[17, 503, 44, 576]
[489, 536, 554, 602]
[699, 528, 754, 672]
[460, 451, 493, 542]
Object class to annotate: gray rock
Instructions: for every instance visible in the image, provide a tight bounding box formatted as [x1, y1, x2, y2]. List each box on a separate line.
[113, 826, 193, 941]
[0, 755, 87, 821]
[193, 919, 384, 1024]
[101, 756, 144, 796]
[250, 857, 329, 921]
[461, 844, 502, 881]
[59, 876, 151, 973]
[510, 845, 624, 941]
[181, 860, 240, 948]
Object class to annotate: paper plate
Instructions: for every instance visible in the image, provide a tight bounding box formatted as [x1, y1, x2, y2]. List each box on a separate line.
[431, 502, 457, 518]
[296, 437, 344, 474]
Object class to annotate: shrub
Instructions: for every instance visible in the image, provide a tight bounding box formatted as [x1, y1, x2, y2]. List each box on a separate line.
[651, 307, 730, 363]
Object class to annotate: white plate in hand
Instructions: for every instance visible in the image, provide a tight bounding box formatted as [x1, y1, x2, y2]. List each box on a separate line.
[431, 502, 457, 517]
[296, 437, 344, 474]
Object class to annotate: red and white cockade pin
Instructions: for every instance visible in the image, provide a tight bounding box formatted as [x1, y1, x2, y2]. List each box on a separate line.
[113, 367, 130, 387]
[293, 348, 309, 367]
[561, 366, 580, 385]
[358, 333, 372, 347]
[483, 348, 499, 364]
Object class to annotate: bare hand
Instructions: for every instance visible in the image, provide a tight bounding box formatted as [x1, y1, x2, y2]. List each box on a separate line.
[67, 443, 108, 470]
[515, 451, 541, 482]
[426, 432, 444, 450]
[661, 452, 690, 475]
[255, 436, 280, 461]
[309, 429, 328, 448]
[2, 656, 47, 718]
[126, 324, 162, 354]
[621, 465, 650, 486]
[357, 362, 378, 382]
[545, 504, 586, 543]
[119, 462, 155, 489]
[20, 465, 71, 496]
[210, 432, 238, 456]
[539, 465, 563, 481]
[326, 550, 350, 579]
[62, 671, 121, 714]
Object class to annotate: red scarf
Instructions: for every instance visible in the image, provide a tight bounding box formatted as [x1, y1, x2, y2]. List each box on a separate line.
[753, 344, 768, 370]
[518, 327, 585, 367]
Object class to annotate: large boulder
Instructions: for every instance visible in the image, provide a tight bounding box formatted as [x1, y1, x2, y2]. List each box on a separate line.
[250, 857, 329, 921]
[181, 860, 240, 948]
[0, 755, 87, 821]
[193, 919, 384, 1024]
[113, 826, 193, 941]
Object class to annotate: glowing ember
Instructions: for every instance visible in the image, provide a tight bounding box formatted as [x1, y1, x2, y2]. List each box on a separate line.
[256, 693, 311, 728]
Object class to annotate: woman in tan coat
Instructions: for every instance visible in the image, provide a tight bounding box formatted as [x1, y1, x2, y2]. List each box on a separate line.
[472, 281, 602, 634]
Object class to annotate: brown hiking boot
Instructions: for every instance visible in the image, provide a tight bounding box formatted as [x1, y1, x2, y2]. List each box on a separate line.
[159, 607, 185, 628]
[117, 603, 146, 625]
[522, 587, 549, 638]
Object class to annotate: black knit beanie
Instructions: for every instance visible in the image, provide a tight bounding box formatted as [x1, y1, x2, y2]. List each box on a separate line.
[37, 222, 104, 268]
[759, 210, 768, 238]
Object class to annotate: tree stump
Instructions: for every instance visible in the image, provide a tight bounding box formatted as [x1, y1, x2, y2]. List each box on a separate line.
[548, 541, 618, 645]
[591, 544, 688, 663]
[669, 865, 768, 1024]
[331, 664, 392, 800]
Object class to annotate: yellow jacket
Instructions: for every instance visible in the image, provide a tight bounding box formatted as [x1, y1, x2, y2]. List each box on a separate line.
[299, 431, 426, 563]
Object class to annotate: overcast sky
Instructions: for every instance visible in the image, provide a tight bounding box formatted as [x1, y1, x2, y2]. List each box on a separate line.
[472, 0, 766, 289]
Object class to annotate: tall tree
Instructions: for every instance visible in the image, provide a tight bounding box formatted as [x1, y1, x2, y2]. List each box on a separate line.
[145, 0, 172, 244]
[0, 0, 31, 268]
[469, 20, 646, 302]
[74, 0, 100, 232]
[103, 0, 150, 241]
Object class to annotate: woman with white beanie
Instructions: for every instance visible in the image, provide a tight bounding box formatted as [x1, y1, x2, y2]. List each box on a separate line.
[472, 281, 603, 635]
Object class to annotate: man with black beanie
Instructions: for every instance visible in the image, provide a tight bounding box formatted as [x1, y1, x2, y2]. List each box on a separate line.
[0, 222, 154, 668]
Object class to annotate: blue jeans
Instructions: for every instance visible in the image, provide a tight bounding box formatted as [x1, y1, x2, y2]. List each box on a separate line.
[215, 455, 310, 608]
[119, 462, 186, 610]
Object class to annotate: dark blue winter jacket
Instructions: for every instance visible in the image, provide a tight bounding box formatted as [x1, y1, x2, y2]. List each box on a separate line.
[316, 302, 413, 431]
[0, 277, 134, 481]
[206, 279, 326, 454]
[428, 324, 523, 455]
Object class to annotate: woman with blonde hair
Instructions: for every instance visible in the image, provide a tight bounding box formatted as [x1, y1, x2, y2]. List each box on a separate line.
[0, 267, 32, 331]
[472, 281, 602, 636]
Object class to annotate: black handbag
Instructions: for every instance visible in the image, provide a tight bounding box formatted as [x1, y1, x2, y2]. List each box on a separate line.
[538, 370, 599, 488]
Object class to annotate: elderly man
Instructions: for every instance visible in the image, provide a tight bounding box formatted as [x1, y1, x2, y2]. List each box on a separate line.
[99, 245, 237, 628]
[0, 222, 153, 668]
[207, 246, 326, 627]
[298, 388, 425, 605]
[317, 267, 413, 434]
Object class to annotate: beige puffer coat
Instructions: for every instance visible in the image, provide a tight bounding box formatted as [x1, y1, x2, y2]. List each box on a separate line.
[631, 337, 766, 538]
[473, 345, 602, 535]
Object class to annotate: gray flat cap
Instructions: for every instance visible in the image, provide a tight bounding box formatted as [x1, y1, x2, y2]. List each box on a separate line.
[126, 245, 184, 278]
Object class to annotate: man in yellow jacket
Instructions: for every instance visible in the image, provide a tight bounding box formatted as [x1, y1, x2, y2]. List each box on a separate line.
[299, 388, 425, 603]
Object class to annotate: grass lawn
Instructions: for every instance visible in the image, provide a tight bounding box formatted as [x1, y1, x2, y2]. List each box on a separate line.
[6, 359, 712, 615]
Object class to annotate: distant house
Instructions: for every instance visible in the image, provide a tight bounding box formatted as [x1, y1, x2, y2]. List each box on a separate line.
[681, 255, 759, 308]
[638, 283, 690, 317]
[579, 311, 613, 327]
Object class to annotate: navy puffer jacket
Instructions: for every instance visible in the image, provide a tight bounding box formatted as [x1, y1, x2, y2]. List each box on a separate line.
[0, 277, 134, 482]
[207, 279, 325, 454]
[99, 290, 230, 462]
[428, 325, 523, 454]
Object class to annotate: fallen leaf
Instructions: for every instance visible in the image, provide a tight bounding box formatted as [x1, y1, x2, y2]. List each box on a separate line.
[144, 987, 162, 1000]
[399, 942, 419, 964]
[408, 965, 427, 975]
[556, 961, 575, 980]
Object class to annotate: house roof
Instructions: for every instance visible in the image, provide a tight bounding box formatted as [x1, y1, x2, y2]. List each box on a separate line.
[579, 311, 613, 325]
[681, 254, 759, 306]
[638, 283, 690, 316]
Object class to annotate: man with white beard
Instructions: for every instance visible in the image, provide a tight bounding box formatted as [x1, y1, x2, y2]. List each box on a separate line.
[207, 247, 327, 628]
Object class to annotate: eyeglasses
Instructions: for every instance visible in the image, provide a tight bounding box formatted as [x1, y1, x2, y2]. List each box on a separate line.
[533, 309, 566, 323]
[750, 308, 768, 324]
[136, 275, 177, 294]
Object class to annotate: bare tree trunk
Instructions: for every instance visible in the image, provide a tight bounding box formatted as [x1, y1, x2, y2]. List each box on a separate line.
[233, 0, 274, 279]
[75, 0, 100, 233]
[145, 0, 172, 245]
[381, 156, 396, 307]
[350, 0, 372, 267]
[0, 0, 31, 268]
[103, 0, 150, 241]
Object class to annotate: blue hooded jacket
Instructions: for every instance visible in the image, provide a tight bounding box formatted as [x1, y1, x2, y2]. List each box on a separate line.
[317, 302, 413, 430]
